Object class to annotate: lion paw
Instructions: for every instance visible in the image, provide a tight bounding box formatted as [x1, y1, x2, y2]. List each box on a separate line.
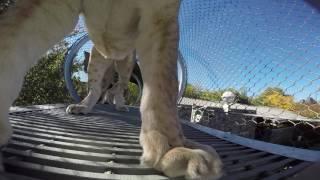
[66, 104, 91, 114]
[140, 130, 222, 179]
[159, 147, 222, 180]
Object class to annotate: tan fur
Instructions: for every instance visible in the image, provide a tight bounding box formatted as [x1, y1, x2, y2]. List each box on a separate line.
[0, 1, 222, 179]
[66, 46, 134, 114]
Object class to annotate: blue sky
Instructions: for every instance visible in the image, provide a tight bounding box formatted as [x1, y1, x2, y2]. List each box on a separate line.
[70, 0, 320, 101]
[179, 0, 320, 101]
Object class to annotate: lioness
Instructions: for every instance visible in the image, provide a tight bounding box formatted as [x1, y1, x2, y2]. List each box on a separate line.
[0, 1, 222, 179]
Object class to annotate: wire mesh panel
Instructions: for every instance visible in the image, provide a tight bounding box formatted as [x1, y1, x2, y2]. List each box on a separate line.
[177, 0, 320, 150]
[60, 0, 320, 150]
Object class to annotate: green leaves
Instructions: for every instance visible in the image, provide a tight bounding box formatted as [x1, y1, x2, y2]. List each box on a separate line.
[14, 44, 73, 106]
[183, 84, 250, 104]
[183, 84, 320, 119]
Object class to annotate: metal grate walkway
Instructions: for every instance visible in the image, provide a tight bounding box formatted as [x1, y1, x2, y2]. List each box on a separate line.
[1, 105, 318, 180]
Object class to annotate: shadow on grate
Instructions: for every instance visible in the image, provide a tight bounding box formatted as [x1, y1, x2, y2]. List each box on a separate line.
[1, 104, 315, 180]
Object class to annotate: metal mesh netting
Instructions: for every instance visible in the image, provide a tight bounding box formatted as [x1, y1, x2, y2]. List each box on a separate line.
[61, 1, 320, 149]
[176, 0, 320, 149]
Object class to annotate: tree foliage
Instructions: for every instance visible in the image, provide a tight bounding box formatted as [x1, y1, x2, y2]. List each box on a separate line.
[252, 87, 295, 110]
[184, 84, 251, 104]
[126, 82, 140, 105]
[293, 103, 320, 119]
[184, 84, 202, 99]
[183, 84, 319, 119]
[14, 45, 73, 106]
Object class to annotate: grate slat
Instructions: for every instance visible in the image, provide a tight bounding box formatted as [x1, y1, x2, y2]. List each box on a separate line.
[2, 105, 313, 179]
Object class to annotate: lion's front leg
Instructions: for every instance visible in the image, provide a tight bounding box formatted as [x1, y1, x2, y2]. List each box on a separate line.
[136, 3, 183, 167]
[136, 1, 222, 179]
[66, 47, 113, 114]
[112, 53, 135, 112]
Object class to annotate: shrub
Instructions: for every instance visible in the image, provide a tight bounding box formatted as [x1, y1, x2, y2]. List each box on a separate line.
[184, 84, 202, 99]
[14, 45, 73, 106]
[293, 103, 320, 119]
[252, 87, 295, 110]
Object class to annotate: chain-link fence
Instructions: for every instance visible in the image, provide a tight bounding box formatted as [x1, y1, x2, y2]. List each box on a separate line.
[177, 0, 320, 150]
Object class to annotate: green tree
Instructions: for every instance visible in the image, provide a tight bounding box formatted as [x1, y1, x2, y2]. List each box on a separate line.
[199, 90, 222, 101]
[252, 87, 295, 110]
[184, 84, 202, 99]
[125, 82, 140, 105]
[14, 44, 73, 106]
[183, 84, 252, 104]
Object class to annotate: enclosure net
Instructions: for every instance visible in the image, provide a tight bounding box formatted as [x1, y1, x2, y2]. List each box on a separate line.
[177, 0, 320, 149]
[62, 0, 320, 149]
